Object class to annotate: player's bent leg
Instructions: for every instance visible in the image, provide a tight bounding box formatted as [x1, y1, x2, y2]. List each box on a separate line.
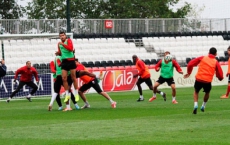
[171, 84, 178, 104]
[100, 92, 117, 108]
[70, 69, 79, 101]
[220, 83, 230, 99]
[70, 92, 80, 110]
[7, 82, 25, 103]
[136, 79, 144, 102]
[78, 90, 90, 109]
[62, 70, 71, 103]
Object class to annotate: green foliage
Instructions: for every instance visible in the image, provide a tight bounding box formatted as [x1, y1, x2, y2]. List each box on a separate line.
[0, 0, 23, 19]
[24, 0, 192, 19]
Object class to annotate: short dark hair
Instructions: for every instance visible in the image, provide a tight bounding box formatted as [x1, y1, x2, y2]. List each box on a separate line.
[26, 61, 30, 64]
[209, 47, 217, 55]
[75, 58, 78, 62]
[59, 31, 66, 35]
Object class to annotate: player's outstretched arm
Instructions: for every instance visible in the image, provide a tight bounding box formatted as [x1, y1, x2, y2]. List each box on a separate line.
[215, 62, 224, 81]
[154, 60, 162, 72]
[172, 60, 183, 74]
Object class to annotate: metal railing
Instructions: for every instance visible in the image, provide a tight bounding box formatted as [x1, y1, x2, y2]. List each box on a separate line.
[0, 18, 230, 34]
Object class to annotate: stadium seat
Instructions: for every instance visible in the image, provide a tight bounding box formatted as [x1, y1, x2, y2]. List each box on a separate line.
[119, 60, 126, 66]
[150, 59, 157, 64]
[100, 61, 107, 67]
[106, 60, 114, 67]
[94, 61, 101, 67]
[87, 61, 95, 67]
[125, 60, 133, 66]
[40, 63, 47, 69]
[113, 60, 120, 66]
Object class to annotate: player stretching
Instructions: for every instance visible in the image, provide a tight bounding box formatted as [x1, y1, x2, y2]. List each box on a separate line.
[75, 59, 116, 109]
[48, 55, 79, 111]
[6, 61, 39, 102]
[184, 47, 223, 114]
[56, 32, 79, 103]
[220, 46, 230, 99]
[132, 55, 165, 102]
[149, 51, 183, 104]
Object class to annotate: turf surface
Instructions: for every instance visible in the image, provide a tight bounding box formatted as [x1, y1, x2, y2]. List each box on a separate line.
[0, 85, 230, 145]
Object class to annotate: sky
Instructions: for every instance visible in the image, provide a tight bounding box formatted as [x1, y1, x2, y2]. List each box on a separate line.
[174, 0, 230, 18]
[17, 0, 230, 19]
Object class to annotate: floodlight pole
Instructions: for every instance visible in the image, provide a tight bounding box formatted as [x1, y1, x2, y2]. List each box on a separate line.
[66, 0, 71, 33]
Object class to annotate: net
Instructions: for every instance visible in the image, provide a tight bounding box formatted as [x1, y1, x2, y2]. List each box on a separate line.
[0, 33, 73, 99]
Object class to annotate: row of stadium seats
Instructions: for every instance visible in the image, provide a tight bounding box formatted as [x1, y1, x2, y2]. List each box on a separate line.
[73, 31, 230, 39]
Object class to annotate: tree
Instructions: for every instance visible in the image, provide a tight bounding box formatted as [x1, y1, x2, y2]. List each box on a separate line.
[24, 0, 191, 19]
[100, 0, 192, 18]
[0, 0, 23, 19]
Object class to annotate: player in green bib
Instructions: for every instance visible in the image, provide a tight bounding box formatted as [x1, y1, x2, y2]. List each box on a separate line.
[56, 31, 79, 103]
[149, 51, 183, 104]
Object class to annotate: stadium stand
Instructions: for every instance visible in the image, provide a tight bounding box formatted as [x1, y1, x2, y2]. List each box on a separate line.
[2, 31, 230, 74]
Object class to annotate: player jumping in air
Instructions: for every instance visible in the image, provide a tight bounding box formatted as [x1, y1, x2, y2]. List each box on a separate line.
[56, 31, 79, 103]
[220, 46, 230, 99]
[6, 61, 39, 102]
[48, 55, 79, 111]
[184, 47, 223, 114]
[132, 55, 166, 102]
[75, 59, 117, 109]
[149, 51, 183, 104]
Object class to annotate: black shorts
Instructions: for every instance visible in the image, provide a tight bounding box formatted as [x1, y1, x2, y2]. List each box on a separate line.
[228, 75, 230, 83]
[61, 59, 76, 71]
[137, 77, 153, 87]
[157, 76, 175, 86]
[76, 71, 80, 78]
[194, 80, 212, 93]
[79, 78, 102, 94]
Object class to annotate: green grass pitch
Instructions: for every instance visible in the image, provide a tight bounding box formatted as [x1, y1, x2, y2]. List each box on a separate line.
[1, 85, 230, 145]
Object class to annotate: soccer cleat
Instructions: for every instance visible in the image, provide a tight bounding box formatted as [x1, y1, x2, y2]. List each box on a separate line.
[172, 100, 178, 104]
[26, 97, 32, 102]
[64, 95, 70, 103]
[75, 94, 80, 102]
[48, 105, 52, 111]
[58, 106, 63, 111]
[137, 98, 144, 102]
[81, 104, 90, 109]
[193, 106, 198, 114]
[220, 95, 229, 99]
[201, 106, 205, 112]
[148, 97, 156, 102]
[63, 108, 73, 112]
[75, 104, 80, 110]
[111, 102, 117, 108]
[162, 92, 166, 101]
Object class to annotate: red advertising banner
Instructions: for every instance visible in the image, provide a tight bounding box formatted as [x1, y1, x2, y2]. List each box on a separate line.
[102, 70, 138, 92]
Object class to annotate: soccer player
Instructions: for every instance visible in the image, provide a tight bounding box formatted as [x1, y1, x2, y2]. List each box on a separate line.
[48, 55, 79, 111]
[220, 46, 230, 99]
[56, 31, 79, 103]
[149, 51, 183, 104]
[0, 59, 7, 81]
[75, 59, 117, 109]
[184, 47, 223, 114]
[6, 61, 39, 102]
[132, 55, 165, 102]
